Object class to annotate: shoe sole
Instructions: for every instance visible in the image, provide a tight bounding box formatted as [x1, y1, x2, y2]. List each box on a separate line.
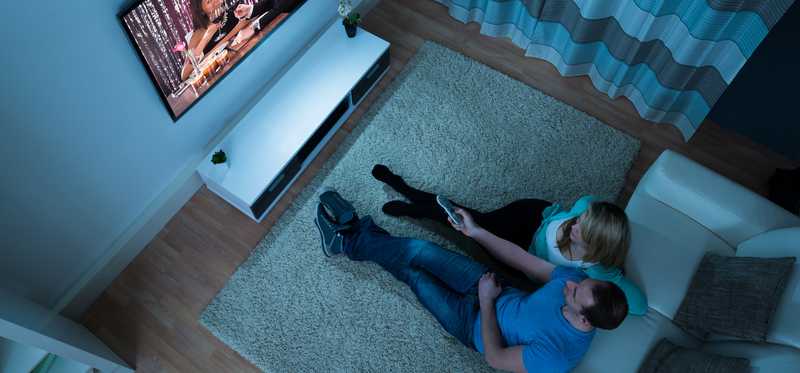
[314, 216, 343, 257]
[319, 191, 357, 225]
[314, 216, 332, 257]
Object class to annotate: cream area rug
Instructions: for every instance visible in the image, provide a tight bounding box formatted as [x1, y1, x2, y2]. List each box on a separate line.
[200, 42, 640, 372]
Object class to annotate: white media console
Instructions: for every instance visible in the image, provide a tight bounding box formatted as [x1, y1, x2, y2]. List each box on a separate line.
[197, 22, 390, 222]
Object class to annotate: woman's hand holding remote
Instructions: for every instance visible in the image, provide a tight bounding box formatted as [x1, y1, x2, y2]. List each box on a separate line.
[449, 208, 481, 238]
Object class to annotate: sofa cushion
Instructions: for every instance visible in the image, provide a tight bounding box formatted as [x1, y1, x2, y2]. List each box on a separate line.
[702, 342, 800, 373]
[638, 339, 749, 373]
[736, 227, 800, 349]
[625, 194, 735, 319]
[672, 254, 795, 342]
[574, 309, 699, 373]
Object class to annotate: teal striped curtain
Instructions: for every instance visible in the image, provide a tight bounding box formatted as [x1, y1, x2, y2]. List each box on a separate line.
[436, 0, 795, 139]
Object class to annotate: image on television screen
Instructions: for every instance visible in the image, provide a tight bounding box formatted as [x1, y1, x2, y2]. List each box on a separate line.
[121, 0, 307, 120]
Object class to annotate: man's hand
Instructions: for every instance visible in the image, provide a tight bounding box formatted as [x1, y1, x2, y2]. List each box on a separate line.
[479, 271, 527, 372]
[234, 4, 254, 19]
[448, 207, 481, 238]
[478, 272, 502, 303]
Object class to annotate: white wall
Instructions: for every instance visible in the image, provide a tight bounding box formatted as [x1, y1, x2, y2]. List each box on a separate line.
[0, 0, 342, 315]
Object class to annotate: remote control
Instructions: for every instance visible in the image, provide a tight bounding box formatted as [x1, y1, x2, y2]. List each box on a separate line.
[436, 195, 463, 226]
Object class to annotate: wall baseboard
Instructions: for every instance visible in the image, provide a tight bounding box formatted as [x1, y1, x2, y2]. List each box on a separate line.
[57, 171, 204, 320]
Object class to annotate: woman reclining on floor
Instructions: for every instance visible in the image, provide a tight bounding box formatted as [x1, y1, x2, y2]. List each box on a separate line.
[370, 164, 647, 315]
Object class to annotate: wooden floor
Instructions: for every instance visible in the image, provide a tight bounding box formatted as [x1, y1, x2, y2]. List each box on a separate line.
[82, 1, 799, 371]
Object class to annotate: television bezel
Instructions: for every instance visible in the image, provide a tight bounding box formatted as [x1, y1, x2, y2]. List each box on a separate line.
[118, 0, 308, 121]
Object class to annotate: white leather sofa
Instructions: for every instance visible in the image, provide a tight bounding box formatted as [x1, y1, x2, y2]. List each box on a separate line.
[575, 150, 800, 372]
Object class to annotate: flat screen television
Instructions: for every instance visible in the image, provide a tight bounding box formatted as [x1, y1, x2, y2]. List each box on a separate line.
[121, 0, 307, 120]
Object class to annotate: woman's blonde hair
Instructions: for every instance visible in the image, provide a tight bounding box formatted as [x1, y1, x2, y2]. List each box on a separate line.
[557, 201, 630, 268]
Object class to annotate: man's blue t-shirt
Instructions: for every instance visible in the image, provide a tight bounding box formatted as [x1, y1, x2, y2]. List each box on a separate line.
[473, 267, 595, 373]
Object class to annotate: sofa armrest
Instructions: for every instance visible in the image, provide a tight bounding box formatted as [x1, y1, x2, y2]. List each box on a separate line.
[629, 150, 800, 247]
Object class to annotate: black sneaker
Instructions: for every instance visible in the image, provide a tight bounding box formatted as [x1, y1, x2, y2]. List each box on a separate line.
[314, 203, 347, 257]
[319, 189, 358, 225]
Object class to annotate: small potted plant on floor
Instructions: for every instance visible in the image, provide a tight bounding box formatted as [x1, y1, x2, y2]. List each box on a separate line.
[210, 149, 229, 181]
[338, 0, 360, 38]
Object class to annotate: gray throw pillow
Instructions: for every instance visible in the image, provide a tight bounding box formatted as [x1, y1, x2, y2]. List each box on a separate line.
[638, 339, 749, 373]
[673, 253, 795, 341]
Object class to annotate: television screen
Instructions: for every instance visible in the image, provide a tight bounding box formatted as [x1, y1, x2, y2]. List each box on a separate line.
[121, 0, 307, 120]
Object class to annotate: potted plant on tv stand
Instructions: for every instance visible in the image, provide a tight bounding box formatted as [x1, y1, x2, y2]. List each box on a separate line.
[338, 0, 360, 38]
[210, 150, 229, 182]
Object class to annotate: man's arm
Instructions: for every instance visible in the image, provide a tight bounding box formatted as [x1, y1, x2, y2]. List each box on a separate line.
[454, 208, 554, 283]
[478, 273, 527, 373]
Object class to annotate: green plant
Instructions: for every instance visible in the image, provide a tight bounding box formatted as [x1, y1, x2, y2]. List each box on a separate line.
[211, 150, 227, 164]
[344, 11, 361, 26]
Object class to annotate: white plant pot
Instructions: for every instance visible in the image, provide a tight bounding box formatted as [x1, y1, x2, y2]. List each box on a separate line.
[210, 162, 229, 182]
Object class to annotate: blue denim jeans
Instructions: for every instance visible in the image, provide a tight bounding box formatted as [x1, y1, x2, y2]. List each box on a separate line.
[342, 216, 488, 348]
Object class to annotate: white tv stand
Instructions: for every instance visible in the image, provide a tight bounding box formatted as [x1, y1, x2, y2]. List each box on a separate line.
[197, 22, 390, 222]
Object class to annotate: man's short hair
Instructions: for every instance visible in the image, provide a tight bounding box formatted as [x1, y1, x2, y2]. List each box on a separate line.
[582, 281, 628, 330]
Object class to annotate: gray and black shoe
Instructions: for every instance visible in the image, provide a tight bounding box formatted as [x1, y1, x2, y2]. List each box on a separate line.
[314, 203, 349, 257]
[319, 190, 359, 225]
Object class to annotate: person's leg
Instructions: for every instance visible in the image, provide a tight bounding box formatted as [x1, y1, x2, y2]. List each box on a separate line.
[476, 198, 552, 249]
[341, 217, 482, 347]
[371, 166, 551, 249]
[372, 164, 439, 204]
[372, 165, 484, 224]
[343, 216, 486, 295]
[403, 268, 479, 348]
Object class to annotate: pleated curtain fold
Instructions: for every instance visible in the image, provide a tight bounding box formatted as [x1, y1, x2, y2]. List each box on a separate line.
[436, 0, 795, 139]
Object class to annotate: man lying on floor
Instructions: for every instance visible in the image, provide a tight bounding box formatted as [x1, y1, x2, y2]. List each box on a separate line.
[314, 190, 628, 373]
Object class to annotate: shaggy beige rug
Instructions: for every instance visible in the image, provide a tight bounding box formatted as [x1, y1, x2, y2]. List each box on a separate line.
[201, 42, 640, 372]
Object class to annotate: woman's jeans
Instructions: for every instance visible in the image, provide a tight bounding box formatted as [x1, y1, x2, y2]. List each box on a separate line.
[342, 216, 487, 348]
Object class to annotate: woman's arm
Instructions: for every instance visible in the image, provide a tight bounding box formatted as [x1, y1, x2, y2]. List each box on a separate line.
[453, 208, 555, 283]
[181, 24, 220, 80]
